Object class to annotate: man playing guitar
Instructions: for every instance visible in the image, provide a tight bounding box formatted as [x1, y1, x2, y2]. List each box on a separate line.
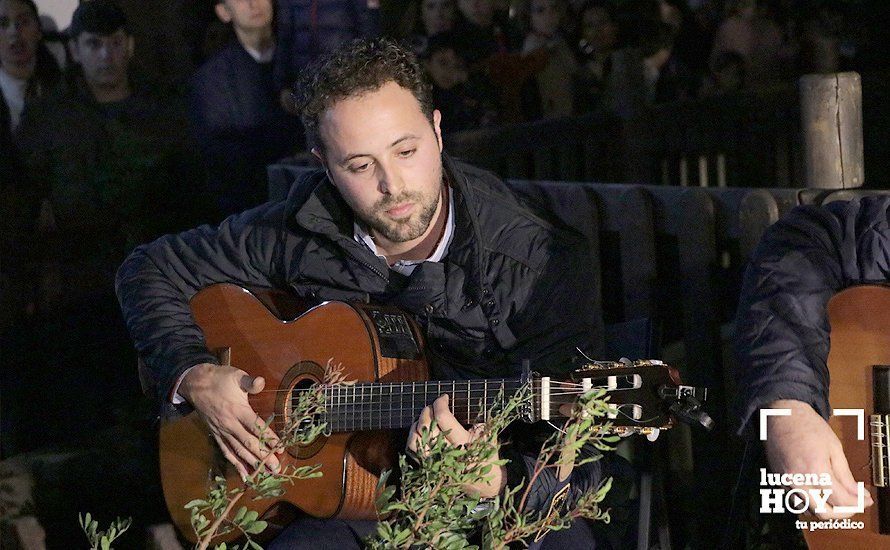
[116, 37, 622, 548]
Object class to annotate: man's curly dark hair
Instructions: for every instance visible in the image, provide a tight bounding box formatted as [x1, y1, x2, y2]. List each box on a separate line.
[294, 37, 434, 152]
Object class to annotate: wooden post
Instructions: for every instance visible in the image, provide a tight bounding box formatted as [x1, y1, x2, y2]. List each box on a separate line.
[799, 72, 864, 189]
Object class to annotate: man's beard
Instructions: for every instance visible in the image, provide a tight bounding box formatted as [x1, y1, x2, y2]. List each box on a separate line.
[358, 186, 442, 243]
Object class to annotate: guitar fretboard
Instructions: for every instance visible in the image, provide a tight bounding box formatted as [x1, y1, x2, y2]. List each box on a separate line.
[292, 379, 527, 432]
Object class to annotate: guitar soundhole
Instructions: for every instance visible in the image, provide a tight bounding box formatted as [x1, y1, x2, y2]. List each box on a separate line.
[291, 378, 324, 432]
[278, 361, 328, 460]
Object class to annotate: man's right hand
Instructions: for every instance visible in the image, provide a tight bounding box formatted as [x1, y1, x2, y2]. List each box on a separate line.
[764, 399, 873, 519]
[179, 363, 282, 480]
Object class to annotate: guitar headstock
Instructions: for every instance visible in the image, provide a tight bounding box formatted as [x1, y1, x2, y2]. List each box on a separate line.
[531, 359, 711, 438]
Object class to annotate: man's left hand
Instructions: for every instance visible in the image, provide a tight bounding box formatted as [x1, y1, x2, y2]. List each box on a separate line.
[406, 394, 507, 498]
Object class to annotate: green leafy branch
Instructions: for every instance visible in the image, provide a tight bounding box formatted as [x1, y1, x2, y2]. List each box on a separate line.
[184, 362, 347, 550]
[369, 385, 620, 549]
[487, 388, 619, 546]
[79, 513, 131, 550]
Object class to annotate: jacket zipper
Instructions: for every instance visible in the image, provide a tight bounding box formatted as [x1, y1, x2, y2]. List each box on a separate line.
[344, 247, 389, 281]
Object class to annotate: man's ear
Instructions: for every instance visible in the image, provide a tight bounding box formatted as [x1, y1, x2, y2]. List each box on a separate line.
[311, 147, 325, 165]
[125, 35, 135, 60]
[432, 109, 443, 152]
[214, 2, 233, 23]
[311, 148, 333, 181]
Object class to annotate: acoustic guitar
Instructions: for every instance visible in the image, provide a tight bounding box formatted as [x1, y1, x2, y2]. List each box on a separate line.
[160, 283, 705, 543]
[801, 285, 890, 548]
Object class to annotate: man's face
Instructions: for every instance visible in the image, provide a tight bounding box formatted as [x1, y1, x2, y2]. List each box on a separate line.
[0, 0, 41, 73]
[216, 0, 273, 32]
[314, 81, 445, 246]
[70, 29, 133, 90]
[458, 0, 493, 28]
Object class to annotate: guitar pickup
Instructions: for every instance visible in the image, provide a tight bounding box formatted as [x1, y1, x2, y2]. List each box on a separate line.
[659, 385, 707, 402]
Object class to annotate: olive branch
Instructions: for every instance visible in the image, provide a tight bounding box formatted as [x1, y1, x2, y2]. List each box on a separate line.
[369, 386, 619, 549]
[82, 368, 618, 549]
[185, 362, 347, 550]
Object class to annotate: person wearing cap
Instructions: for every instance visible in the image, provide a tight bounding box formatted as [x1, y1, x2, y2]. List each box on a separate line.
[9, 0, 214, 452]
[189, 0, 301, 215]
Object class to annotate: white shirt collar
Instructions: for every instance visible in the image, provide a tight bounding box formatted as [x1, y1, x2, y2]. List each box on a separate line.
[243, 42, 276, 63]
[0, 68, 28, 130]
[354, 186, 455, 276]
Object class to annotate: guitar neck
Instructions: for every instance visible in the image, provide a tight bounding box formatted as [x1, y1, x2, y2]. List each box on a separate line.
[317, 378, 528, 432]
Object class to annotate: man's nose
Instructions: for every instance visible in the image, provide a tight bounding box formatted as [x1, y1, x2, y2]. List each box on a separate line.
[377, 161, 404, 196]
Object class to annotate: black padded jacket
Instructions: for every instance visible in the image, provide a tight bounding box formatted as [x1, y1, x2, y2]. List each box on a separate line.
[733, 195, 890, 437]
[115, 155, 608, 515]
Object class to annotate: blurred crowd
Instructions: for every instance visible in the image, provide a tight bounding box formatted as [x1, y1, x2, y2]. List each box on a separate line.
[393, 0, 870, 125]
[0, 0, 883, 458]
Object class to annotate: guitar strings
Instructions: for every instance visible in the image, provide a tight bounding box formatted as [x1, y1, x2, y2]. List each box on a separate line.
[240, 379, 641, 427]
[251, 379, 609, 396]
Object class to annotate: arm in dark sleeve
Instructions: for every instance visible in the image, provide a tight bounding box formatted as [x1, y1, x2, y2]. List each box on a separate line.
[501, 231, 608, 515]
[733, 196, 890, 438]
[115, 201, 289, 403]
[501, 443, 609, 518]
[505, 230, 602, 376]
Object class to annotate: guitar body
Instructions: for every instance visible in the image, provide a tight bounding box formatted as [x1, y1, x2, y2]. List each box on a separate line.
[803, 284, 890, 548]
[159, 284, 429, 544]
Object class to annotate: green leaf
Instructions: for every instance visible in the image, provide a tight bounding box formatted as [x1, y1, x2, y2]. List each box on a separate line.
[184, 499, 209, 509]
[244, 520, 268, 535]
[233, 506, 247, 525]
[243, 510, 259, 524]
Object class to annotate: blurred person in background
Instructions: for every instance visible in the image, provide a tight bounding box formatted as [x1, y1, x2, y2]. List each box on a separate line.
[658, 0, 711, 96]
[521, 0, 578, 118]
[712, 0, 793, 88]
[452, 0, 548, 123]
[699, 49, 745, 95]
[452, 0, 520, 63]
[190, 0, 301, 215]
[573, 0, 617, 111]
[420, 0, 457, 35]
[422, 32, 499, 130]
[0, 0, 62, 455]
[0, 0, 60, 138]
[795, 2, 852, 76]
[604, 14, 678, 118]
[11, 0, 210, 452]
[400, 0, 457, 54]
[275, 0, 378, 103]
